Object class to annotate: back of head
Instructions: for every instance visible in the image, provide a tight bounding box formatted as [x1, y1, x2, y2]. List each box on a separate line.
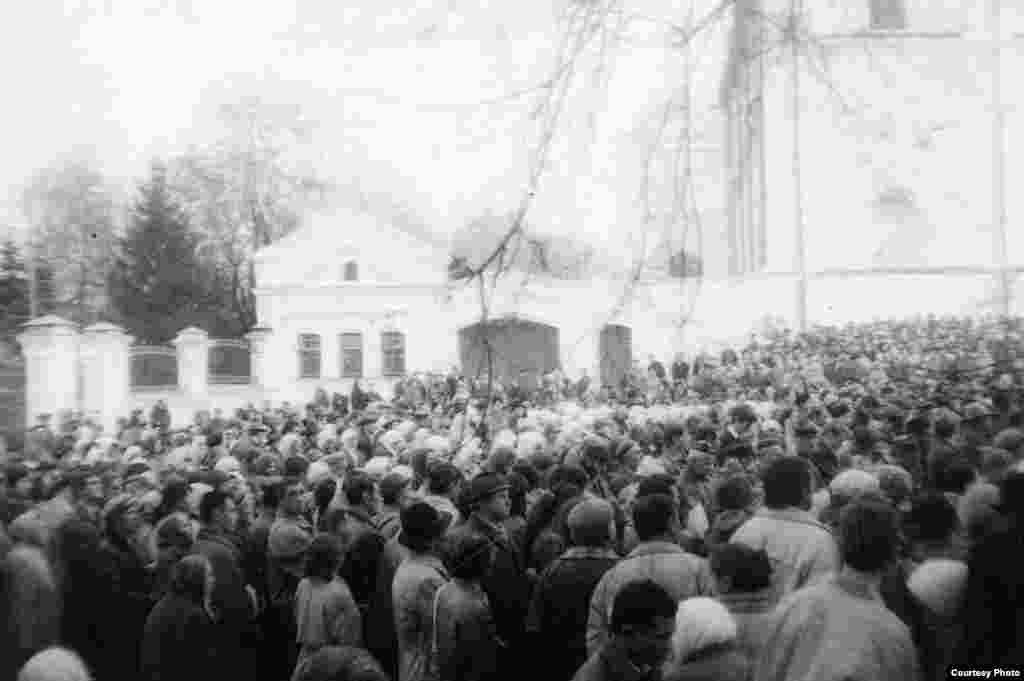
[669, 598, 738, 664]
[838, 497, 899, 573]
[761, 457, 812, 509]
[632, 493, 675, 542]
[610, 579, 677, 635]
[567, 498, 614, 548]
[905, 491, 958, 545]
[17, 647, 90, 681]
[636, 473, 676, 500]
[343, 471, 375, 506]
[709, 544, 772, 593]
[305, 534, 343, 581]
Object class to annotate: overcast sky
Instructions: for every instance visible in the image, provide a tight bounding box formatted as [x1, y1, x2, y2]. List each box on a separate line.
[0, 0, 727, 258]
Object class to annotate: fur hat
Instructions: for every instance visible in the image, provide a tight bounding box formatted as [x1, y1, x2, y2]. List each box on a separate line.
[907, 559, 968, 618]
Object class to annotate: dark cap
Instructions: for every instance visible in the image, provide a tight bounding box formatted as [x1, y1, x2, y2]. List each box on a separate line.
[466, 472, 510, 506]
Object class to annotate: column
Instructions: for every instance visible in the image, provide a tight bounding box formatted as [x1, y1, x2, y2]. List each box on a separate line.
[17, 315, 80, 428]
[81, 322, 132, 436]
[173, 327, 209, 397]
[245, 327, 273, 387]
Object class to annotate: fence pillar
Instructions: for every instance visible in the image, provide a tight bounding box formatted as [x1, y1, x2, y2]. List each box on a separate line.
[173, 327, 209, 397]
[245, 327, 272, 387]
[82, 322, 132, 436]
[17, 315, 80, 429]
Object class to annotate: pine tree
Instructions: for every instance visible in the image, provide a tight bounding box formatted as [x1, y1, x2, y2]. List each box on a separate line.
[109, 162, 215, 344]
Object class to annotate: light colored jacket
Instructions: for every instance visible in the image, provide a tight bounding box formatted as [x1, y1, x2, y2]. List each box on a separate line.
[393, 553, 449, 681]
[586, 541, 714, 655]
[729, 507, 838, 605]
[754, 574, 920, 681]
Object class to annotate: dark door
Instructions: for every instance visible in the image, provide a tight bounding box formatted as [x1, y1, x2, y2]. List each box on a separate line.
[458, 319, 559, 387]
[600, 325, 632, 388]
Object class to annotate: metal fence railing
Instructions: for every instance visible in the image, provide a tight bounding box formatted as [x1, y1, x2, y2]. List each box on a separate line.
[208, 339, 252, 386]
[130, 346, 179, 391]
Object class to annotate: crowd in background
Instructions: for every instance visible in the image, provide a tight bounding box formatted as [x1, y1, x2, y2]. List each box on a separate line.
[1, 315, 1024, 681]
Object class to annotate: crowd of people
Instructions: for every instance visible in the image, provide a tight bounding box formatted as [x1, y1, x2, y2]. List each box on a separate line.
[1, 315, 1024, 681]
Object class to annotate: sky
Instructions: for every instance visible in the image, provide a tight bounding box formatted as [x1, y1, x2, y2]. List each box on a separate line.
[0, 0, 728, 260]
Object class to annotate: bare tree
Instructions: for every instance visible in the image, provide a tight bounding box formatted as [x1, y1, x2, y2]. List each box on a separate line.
[21, 157, 119, 326]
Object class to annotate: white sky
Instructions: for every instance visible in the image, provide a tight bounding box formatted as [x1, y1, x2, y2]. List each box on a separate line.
[0, 0, 727, 257]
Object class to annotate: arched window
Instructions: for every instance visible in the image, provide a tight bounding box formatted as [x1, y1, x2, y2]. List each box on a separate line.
[343, 260, 359, 281]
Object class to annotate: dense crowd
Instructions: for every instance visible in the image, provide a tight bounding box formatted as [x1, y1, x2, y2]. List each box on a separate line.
[2, 316, 1024, 681]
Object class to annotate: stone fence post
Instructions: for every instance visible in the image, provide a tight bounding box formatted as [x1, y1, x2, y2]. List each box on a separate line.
[17, 315, 79, 429]
[81, 322, 132, 436]
[173, 327, 209, 397]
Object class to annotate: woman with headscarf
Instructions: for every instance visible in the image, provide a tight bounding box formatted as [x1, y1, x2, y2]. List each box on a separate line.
[662, 598, 751, 681]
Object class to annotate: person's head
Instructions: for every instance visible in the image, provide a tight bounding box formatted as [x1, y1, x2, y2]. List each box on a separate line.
[305, 534, 343, 582]
[379, 473, 412, 510]
[713, 476, 755, 513]
[443, 531, 493, 582]
[1, 545, 60, 655]
[399, 502, 447, 554]
[838, 497, 900, 574]
[169, 554, 213, 604]
[567, 498, 615, 548]
[609, 580, 678, 670]
[936, 460, 978, 496]
[666, 598, 738, 667]
[904, 491, 958, 547]
[632, 493, 677, 542]
[427, 462, 462, 499]
[467, 473, 511, 523]
[199, 490, 237, 533]
[761, 456, 813, 510]
[709, 544, 772, 594]
[343, 472, 379, 515]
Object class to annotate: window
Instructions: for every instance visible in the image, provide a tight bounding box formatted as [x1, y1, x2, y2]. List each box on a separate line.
[340, 332, 363, 378]
[870, 0, 907, 30]
[343, 260, 359, 281]
[298, 334, 322, 379]
[381, 331, 406, 377]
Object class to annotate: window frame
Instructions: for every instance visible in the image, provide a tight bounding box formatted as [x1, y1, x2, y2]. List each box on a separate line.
[339, 331, 364, 379]
[343, 260, 359, 282]
[380, 331, 406, 377]
[298, 333, 322, 379]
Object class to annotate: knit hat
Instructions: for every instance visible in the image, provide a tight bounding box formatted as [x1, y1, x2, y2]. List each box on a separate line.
[907, 559, 968, 617]
[567, 498, 614, 546]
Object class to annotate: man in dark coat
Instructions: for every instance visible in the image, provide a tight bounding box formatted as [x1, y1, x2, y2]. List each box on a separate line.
[956, 472, 1024, 667]
[448, 473, 534, 676]
[190, 490, 257, 677]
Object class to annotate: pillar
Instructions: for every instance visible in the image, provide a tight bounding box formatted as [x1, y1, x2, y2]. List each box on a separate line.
[173, 327, 209, 397]
[17, 315, 80, 429]
[245, 326, 273, 387]
[81, 322, 132, 436]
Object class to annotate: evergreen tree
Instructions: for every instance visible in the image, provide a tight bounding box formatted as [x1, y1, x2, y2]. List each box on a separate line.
[0, 241, 29, 337]
[109, 162, 215, 344]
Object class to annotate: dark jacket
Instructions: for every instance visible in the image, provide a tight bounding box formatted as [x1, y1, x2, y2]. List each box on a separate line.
[956, 515, 1024, 667]
[449, 514, 533, 650]
[572, 641, 661, 681]
[527, 547, 619, 681]
[435, 580, 501, 681]
[140, 594, 218, 681]
[190, 527, 254, 671]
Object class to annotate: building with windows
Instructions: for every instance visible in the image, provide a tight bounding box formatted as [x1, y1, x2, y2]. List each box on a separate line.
[710, 0, 1024, 325]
